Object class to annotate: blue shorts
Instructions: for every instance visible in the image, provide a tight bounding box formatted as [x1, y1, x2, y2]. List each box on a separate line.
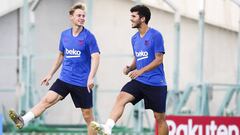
[121, 80, 167, 113]
[49, 79, 92, 109]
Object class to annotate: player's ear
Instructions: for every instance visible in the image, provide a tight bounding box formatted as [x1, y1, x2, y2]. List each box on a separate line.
[140, 16, 145, 23]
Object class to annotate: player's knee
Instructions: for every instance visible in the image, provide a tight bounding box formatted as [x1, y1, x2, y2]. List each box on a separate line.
[154, 113, 166, 124]
[116, 92, 130, 104]
[116, 94, 124, 101]
[41, 96, 55, 107]
[82, 110, 93, 123]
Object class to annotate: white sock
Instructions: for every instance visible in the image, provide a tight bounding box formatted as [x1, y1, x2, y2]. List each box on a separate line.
[105, 119, 115, 129]
[22, 111, 35, 125]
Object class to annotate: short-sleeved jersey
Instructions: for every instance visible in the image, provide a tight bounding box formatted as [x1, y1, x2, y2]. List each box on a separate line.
[131, 28, 166, 86]
[59, 27, 100, 87]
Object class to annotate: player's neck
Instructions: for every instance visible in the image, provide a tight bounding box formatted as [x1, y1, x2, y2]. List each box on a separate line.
[72, 26, 83, 37]
[139, 24, 149, 38]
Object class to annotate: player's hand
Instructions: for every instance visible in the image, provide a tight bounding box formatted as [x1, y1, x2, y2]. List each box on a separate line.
[41, 74, 52, 86]
[128, 69, 144, 79]
[123, 66, 131, 75]
[87, 78, 94, 93]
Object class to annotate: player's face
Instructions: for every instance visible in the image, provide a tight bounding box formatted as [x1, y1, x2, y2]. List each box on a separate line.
[71, 9, 86, 27]
[130, 12, 142, 28]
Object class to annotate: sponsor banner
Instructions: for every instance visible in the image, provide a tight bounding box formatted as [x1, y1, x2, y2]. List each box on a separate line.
[0, 114, 2, 135]
[161, 115, 240, 135]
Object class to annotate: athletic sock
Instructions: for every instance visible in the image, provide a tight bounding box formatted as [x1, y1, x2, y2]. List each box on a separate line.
[22, 111, 35, 125]
[105, 119, 115, 129]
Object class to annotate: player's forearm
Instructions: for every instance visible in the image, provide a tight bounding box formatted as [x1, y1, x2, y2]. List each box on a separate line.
[48, 52, 64, 76]
[140, 54, 163, 73]
[128, 58, 136, 71]
[88, 53, 100, 79]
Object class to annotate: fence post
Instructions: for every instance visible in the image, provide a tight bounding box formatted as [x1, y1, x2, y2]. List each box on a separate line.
[0, 114, 2, 135]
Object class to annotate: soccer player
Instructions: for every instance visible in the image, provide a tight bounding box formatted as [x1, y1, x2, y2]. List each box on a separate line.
[9, 3, 100, 135]
[91, 5, 168, 135]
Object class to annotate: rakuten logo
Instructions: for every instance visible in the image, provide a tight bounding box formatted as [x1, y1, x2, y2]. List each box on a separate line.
[135, 51, 148, 61]
[167, 119, 239, 135]
[65, 49, 81, 58]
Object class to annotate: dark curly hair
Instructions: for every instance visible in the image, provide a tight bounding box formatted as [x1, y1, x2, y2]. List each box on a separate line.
[130, 5, 151, 24]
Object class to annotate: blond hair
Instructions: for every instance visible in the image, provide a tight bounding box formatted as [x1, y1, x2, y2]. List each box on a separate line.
[69, 2, 86, 15]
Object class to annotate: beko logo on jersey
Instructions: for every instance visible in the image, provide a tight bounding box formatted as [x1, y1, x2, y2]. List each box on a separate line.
[65, 49, 81, 58]
[135, 51, 148, 61]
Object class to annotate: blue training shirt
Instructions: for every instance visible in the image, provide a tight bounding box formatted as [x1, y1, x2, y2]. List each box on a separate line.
[59, 27, 100, 87]
[132, 28, 167, 86]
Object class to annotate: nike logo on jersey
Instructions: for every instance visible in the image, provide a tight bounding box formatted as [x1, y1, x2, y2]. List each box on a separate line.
[135, 51, 148, 61]
[65, 48, 81, 58]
